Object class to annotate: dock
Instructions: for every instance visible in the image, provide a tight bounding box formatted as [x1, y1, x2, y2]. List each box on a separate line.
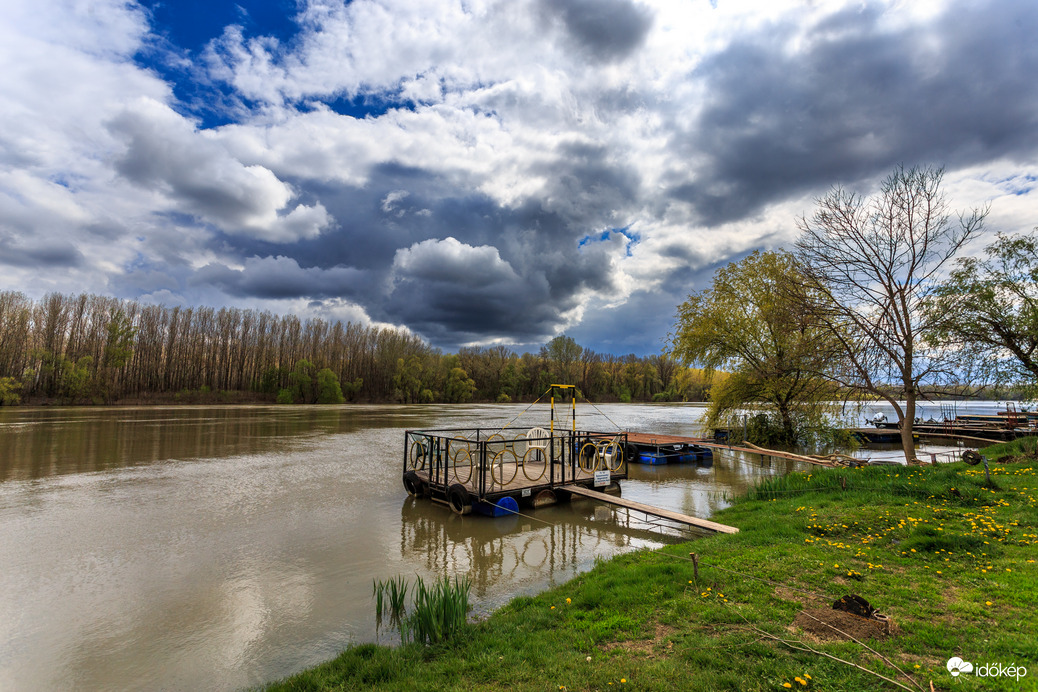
[563, 484, 739, 534]
[631, 432, 843, 466]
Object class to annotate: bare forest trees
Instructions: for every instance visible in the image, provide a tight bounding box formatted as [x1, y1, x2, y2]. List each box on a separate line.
[0, 292, 697, 405]
[794, 165, 987, 461]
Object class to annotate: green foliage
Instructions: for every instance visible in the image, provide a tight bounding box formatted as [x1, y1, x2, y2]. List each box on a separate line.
[275, 388, 295, 404]
[671, 251, 840, 443]
[257, 367, 285, 394]
[341, 377, 363, 401]
[103, 309, 136, 369]
[61, 356, 94, 403]
[315, 368, 345, 404]
[540, 334, 582, 384]
[290, 359, 317, 403]
[393, 355, 423, 403]
[498, 360, 528, 400]
[442, 366, 476, 403]
[927, 228, 1038, 387]
[0, 376, 21, 405]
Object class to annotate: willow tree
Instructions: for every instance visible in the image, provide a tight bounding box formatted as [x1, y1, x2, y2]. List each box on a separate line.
[794, 165, 987, 461]
[671, 250, 840, 444]
[927, 229, 1038, 389]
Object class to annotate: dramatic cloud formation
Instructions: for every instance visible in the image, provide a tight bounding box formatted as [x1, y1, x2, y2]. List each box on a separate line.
[1, 0, 1036, 353]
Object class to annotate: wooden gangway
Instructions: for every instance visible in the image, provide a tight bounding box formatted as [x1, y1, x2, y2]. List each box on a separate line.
[562, 484, 739, 534]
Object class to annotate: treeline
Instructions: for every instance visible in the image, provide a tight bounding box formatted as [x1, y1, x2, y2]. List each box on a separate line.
[0, 291, 711, 405]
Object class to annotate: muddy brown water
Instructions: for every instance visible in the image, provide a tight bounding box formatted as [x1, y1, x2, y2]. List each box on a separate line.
[0, 403, 799, 691]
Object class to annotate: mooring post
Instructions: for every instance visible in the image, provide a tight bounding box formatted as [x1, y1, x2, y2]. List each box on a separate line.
[690, 552, 699, 583]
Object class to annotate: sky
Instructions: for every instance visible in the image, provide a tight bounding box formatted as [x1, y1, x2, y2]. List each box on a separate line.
[1, 0, 1036, 356]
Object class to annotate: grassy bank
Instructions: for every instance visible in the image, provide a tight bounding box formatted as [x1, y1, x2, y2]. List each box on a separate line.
[267, 458, 1037, 691]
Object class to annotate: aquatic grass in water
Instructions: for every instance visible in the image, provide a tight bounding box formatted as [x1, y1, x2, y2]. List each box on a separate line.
[408, 575, 471, 645]
[374, 575, 410, 634]
[373, 574, 471, 645]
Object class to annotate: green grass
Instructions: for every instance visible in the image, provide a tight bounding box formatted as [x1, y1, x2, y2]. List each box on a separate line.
[982, 436, 1038, 463]
[266, 460, 1038, 691]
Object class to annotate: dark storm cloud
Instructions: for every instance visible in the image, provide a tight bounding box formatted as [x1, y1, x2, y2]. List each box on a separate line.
[675, 0, 1038, 224]
[0, 236, 83, 268]
[378, 220, 629, 346]
[540, 0, 654, 62]
[198, 153, 636, 348]
[191, 256, 371, 300]
[385, 236, 556, 343]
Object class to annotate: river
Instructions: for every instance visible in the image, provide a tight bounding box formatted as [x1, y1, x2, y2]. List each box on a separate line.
[0, 402, 839, 690]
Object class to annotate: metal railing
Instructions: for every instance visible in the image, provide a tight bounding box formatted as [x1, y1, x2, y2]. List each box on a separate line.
[402, 427, 628, 501]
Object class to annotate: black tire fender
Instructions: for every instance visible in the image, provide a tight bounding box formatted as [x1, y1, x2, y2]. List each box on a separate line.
[447, 483, 472, 515]
[403, 471, 424, 496]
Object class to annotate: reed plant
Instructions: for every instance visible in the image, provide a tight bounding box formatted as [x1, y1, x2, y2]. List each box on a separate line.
[407, 575, 471, 645]
[372, 574, 471, 645]
[373, 575, 410, 634]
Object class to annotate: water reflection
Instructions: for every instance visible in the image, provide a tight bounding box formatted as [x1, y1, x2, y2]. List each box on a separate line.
[399, 497, 680, 606]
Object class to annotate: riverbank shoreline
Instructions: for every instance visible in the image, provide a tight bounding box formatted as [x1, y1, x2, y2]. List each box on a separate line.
[265, 452, 1037, 691]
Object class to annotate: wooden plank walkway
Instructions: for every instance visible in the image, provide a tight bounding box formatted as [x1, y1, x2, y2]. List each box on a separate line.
[626, 432, 708, 446]
[562, 484, 739, 534]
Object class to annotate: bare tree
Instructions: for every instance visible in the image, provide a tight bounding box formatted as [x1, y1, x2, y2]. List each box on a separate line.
[794, 165, 987, 462]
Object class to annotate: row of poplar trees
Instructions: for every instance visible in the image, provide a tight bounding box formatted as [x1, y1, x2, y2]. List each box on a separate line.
[0, 291, 709, 405]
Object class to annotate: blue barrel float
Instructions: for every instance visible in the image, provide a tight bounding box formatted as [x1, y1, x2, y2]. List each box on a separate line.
[474, 495, 519, 517]
[637, 450, 669, 464]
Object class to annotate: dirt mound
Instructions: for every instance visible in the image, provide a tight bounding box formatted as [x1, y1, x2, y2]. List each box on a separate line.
[793, 607, 894, 642]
